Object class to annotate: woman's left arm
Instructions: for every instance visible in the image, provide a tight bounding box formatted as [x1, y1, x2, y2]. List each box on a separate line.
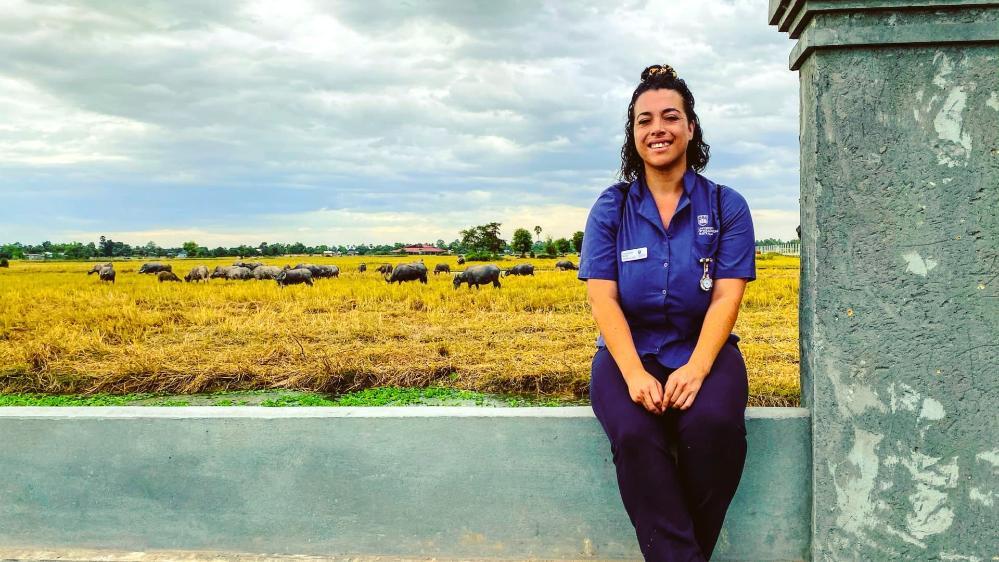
[662, 278, 747, 410]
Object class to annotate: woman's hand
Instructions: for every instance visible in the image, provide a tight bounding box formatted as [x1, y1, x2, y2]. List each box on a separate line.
[663, 362, 709, 410]
[623, 369, 666, 414]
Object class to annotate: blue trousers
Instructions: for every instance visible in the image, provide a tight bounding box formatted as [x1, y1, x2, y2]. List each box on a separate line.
[589, 342, 749, 561]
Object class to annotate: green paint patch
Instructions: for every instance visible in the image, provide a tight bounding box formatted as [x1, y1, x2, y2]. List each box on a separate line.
[0, 386, 588, 408]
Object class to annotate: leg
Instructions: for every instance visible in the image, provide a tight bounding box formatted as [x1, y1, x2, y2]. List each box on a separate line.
[590, 347, 706, 562]
[672, 342, 749, 559]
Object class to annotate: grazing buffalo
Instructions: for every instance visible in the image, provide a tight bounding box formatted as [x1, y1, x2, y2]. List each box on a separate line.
[157, 271, 181, 283]
[233, 261, 263, 270]
[293, 263, 339, 279]
[88, 263, 115, 283]
[0, 258, 8, 268]
[434, 263, 451, 275]
[385, 263, 428, 284]
[456, 256, 466, 265]
[505, 264, 535, 276]
[453, 264, 502, 289]
[87, 263, 112, 275]
[211, 266, 252, 280]
[376, 263, 393, 275]
[184, 265, 209, 283]
[358, 263, 367, 273]
[276, 268, 313, 287]
[252, 265, 282, 280]
[554, 260, 578, 271]
[138, 262, 172, 274]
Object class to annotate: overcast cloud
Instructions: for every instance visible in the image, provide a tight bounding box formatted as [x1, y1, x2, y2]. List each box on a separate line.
[0, 0, 798, 246]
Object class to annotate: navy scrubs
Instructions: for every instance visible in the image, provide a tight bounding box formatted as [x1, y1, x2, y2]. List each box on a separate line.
[579, 169, 756, 561]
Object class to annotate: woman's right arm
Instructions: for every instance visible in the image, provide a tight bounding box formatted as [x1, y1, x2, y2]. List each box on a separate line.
[587, 279, 665, 415]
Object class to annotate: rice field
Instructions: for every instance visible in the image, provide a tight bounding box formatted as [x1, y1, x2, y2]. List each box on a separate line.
[0, 254, 800, 406]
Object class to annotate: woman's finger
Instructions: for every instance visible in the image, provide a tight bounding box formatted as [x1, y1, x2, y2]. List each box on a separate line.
[679, 392, 696, 410]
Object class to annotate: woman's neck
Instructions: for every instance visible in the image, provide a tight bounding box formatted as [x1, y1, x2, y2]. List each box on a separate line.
[643, 162, 687, 198]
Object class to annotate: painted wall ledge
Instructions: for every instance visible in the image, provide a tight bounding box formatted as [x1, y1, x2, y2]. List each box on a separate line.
[0, 406, 810, 561]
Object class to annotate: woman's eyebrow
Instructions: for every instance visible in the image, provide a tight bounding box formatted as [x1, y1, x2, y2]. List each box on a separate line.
[636, 107, 682, 118]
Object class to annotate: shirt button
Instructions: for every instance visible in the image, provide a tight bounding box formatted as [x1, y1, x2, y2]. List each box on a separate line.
[663, 262, 668, 268]
[662, 289, 668, 295]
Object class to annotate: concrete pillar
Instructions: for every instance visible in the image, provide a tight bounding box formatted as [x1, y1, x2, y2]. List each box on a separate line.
[769, 1, 998, 559]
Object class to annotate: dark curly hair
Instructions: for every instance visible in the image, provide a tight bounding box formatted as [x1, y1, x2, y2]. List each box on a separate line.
[619, 64, 710, 181]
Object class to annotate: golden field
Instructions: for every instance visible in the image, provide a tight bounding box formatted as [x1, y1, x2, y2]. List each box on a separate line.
[0, 255, 800, 406]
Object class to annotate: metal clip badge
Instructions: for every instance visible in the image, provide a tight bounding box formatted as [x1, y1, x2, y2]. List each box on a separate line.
[698, 257, 713, 291]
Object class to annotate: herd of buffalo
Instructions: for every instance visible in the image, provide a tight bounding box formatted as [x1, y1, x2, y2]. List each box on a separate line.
[83, 259, 579, 289]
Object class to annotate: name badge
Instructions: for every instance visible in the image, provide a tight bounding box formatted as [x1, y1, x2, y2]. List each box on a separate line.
[620, 247, 648, 262]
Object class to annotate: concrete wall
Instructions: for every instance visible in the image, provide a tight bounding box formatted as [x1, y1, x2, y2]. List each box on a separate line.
[0, 407, 810, 560]
[771, 2, 998, 559]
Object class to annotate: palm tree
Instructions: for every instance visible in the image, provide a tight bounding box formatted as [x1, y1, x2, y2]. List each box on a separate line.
[533, 225, 542, 243]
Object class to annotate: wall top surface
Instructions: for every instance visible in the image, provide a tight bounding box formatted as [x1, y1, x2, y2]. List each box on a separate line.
[0, 405, 810, 419]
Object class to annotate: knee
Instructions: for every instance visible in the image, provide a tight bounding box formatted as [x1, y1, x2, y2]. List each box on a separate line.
[680, 408, 746, 442]
[612, 422, 666, 459]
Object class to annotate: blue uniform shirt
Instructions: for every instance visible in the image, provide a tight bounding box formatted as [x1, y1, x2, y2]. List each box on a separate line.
[578, 169, 756, 369]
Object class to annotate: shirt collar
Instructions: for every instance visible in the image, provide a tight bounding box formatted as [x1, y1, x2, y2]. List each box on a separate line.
[633, 169, 698, 234]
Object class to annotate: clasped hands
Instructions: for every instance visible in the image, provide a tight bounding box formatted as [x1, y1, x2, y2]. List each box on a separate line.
[624, 362, 708, 414]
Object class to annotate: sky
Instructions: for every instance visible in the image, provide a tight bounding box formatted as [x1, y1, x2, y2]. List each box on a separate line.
[0, 0, 799, 247]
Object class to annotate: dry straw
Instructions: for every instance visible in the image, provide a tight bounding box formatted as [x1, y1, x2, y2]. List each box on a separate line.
[0, 255, 799, 406]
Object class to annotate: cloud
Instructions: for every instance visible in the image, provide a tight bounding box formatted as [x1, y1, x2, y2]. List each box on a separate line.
[0, 0, 800, 245]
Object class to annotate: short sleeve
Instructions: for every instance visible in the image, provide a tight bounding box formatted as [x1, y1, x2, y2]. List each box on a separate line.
[714, 186, 756, 281]
[577, 186, 624, 281]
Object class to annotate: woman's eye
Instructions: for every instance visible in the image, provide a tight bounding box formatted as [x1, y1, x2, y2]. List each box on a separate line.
[637, 120, 649, 126]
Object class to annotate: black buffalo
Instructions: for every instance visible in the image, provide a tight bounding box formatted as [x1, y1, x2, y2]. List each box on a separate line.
[0, 258, 8, 268]
[157, 271, 182, 282]
[88, 263, 115, 283]
[184, 265, 210, 282]
[358, 263, 367, 273]
[456, 256, 466, 265]
[504, 264, 535, 276]
[385, 263, 428, 284]
[294, 263, 339, 279]
[276, 268, 313, 287]
[138, 262, 172, 274]
[554, 260, 578, 271]
[376, 263, 393, 275]
[454, 264, 502, 289]
[434, 263, 451, 275]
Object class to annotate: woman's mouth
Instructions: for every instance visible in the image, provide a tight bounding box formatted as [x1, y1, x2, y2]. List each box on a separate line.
[648, 140, 671, 151]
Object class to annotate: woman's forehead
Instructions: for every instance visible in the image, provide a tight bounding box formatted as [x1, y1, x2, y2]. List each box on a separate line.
[634, 88, 685, 114]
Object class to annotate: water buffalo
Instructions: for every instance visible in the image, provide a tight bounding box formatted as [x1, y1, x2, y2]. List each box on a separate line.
[211, 266, 252, 280]
[385, 263, 428, 284]
[0, 258, 7, 268]
[87, 263, 112, 275]
[138, 262, 172, 274]
[456, 256, 466, 265]
[293, 263, 339, 279]
[454, 264, 502, 289]
[88, 263, 115, 283]
[358, 263, 367, 273]
[276, 268, 313, 287]
[252, 265, 283, 280]
[504, 264, 535, 276]
[376, 263, 393, 275]
[157, 271, 181, 283]
[184, 265, 209, 283]
[233, 261, 263, 270]
[434, 263, 451, 275]
[554, 260, 578, 271]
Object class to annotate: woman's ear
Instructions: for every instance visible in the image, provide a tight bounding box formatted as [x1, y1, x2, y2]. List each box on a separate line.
[687, 118, 696, 140]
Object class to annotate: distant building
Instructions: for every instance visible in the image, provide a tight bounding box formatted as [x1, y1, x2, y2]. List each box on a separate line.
[176, 251, 188, 258]
[25, 253, 45, 261]
[393, 245, 446, 255]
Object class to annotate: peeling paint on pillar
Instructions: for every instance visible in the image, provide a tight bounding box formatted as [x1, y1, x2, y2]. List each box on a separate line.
[770, 1, 999, 559]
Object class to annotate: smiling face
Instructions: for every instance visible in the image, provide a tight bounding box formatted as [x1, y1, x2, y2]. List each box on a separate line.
[632, 88, 695, 174]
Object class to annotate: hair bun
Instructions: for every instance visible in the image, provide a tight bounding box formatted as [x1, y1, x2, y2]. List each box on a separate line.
[641, 64, 678, 81]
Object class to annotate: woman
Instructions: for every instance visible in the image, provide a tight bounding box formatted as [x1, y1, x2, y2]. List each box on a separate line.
[578, 65, 756, 561]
